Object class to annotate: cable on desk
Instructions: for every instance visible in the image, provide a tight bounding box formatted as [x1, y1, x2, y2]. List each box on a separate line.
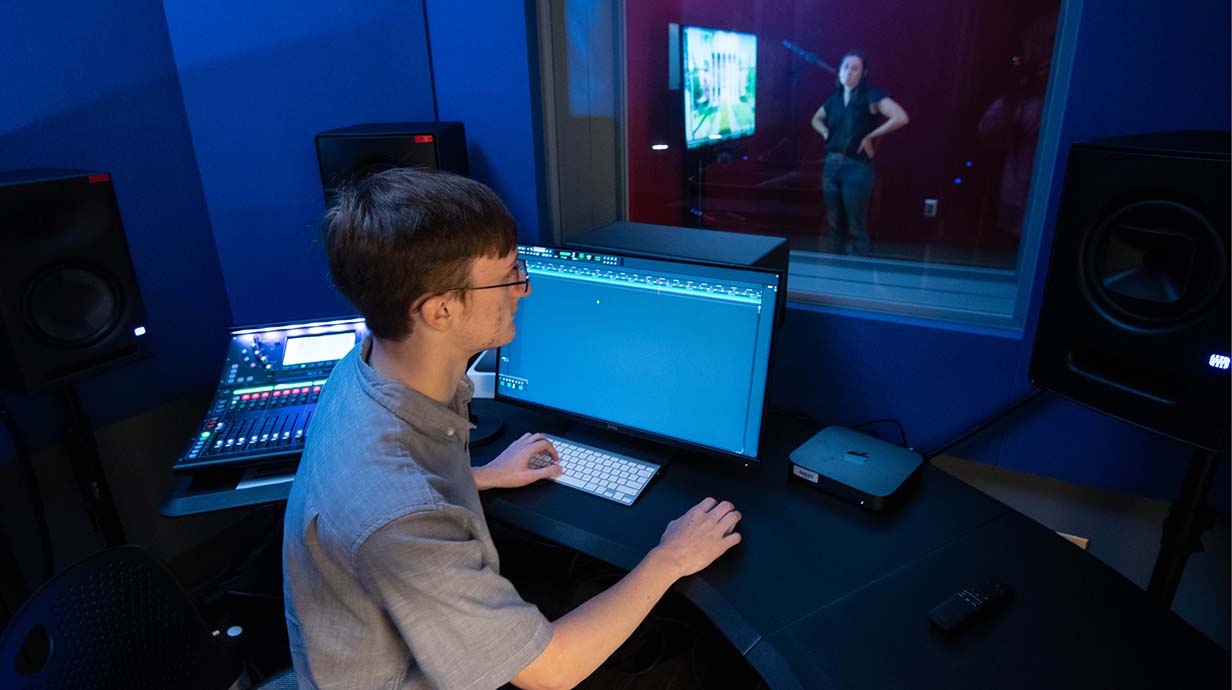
[851, 417, 910, 449]
[0, 395, 54, 579]
[923, 388, 1046, 461]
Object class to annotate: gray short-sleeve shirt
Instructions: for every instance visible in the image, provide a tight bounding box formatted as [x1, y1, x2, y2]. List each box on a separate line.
[283, 337, 552, 689]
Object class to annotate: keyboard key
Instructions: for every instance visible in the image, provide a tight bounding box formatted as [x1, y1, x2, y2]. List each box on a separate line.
[556, 474, 587, 490]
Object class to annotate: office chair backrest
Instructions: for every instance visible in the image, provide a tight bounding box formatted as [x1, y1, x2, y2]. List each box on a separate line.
[0, 545, 240, 690]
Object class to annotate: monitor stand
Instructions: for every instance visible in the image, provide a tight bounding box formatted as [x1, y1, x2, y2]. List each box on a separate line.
[561, 424, 675, 469]
[467, 349, 503, 448]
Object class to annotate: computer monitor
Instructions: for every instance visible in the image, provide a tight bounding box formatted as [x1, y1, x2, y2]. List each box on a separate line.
[683, 26, 758, 149]
[496, 245, 779, 464]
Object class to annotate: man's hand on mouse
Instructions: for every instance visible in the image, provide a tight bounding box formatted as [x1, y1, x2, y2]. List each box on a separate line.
[473, 432, 563, 490]
[650, 497, 743, 579]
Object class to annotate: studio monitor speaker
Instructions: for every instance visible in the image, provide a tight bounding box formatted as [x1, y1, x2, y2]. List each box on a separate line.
[0, 170, 151, 395]
[315, 122, 469, 205]
[1030, 131, 1230, 451]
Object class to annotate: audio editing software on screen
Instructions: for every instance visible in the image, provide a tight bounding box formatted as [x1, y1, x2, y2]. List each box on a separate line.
[498, 246, 778, 460]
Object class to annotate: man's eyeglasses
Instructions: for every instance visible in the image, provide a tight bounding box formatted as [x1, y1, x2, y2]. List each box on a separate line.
[413, 258, 530, 313]
[455, 258, 530, 294]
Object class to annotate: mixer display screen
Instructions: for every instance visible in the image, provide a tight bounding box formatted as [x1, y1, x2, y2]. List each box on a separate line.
[174, 316, 368, 472]
[284, 333, 357, 366]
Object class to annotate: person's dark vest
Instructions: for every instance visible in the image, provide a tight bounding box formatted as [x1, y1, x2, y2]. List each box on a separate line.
[825, 85, 882, 160]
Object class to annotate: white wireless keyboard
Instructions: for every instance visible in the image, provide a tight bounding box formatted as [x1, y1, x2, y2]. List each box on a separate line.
[529, 434, 660, 506]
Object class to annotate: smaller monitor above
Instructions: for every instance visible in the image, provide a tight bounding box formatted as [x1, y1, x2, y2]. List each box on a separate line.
[683, 26, 758, 149]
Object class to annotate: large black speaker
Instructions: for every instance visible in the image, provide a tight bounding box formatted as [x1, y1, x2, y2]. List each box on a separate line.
[315, 121, 469, 205]
[0, 170, 151, 395]
[1030, 131, 1230, 451]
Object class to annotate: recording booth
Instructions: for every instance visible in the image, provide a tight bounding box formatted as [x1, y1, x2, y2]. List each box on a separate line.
[2, 3, 1230, 688]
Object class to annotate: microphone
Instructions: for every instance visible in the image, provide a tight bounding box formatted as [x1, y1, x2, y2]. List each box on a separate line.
[782, 40, 837, 73]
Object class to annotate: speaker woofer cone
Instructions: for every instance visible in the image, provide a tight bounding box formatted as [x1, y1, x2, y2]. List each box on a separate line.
[23, 265, 123, 347]
[1083, 199, 1226, 330]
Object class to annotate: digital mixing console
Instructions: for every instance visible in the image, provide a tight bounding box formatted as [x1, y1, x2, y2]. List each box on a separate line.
[174, 316, 367, 471]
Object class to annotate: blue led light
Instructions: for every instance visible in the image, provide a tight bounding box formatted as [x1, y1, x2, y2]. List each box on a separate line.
[965, 161, 973, 167]
[1209, 354, 1230, 370]
[954, 177, 963, 185]
[133, 326, 147, 337]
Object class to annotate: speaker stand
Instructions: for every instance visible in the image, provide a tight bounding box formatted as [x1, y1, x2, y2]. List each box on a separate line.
[57, 385, 127, 547]
[1146, 446, 1222, 608]
[1, 397, 54, 579]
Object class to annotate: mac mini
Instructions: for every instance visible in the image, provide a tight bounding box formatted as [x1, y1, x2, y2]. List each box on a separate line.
[789, 426, 923, 511]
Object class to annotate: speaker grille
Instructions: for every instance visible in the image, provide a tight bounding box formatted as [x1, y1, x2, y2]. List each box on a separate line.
[23, 264, 123, 347]
[1084, 199, 1226, 330]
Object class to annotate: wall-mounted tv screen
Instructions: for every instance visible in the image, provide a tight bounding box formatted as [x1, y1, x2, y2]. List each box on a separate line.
[683, 26, 758, 149]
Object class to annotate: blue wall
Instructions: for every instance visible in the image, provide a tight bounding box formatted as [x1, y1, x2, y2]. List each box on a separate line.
[161, 1, 438, 325]
[424, 0, 549, 245]
[0, 2, 232, 448]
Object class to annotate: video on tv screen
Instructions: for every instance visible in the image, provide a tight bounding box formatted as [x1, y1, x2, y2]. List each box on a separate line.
[683, 26, 758, 149]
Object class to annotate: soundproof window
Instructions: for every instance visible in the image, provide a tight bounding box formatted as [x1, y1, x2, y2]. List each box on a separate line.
[534, 0, 1080, 330]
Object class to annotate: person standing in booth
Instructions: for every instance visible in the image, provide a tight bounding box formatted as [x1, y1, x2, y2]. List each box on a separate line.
[811, 50, 910, 255]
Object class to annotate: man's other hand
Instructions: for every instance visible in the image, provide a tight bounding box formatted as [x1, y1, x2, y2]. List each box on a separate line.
[473, 432, 562, 490]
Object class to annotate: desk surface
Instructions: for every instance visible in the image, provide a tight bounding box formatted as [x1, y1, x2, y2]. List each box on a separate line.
[163, 399, 1230, 689]
[475, 401, 1228, 690]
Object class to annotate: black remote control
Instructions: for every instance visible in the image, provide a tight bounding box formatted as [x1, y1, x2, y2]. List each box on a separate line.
[928, 580, 1012, 631]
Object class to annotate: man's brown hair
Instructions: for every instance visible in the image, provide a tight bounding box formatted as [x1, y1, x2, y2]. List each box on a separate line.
[323, 168, 517, 340]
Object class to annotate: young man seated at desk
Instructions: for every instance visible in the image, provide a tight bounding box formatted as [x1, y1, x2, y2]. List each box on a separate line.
[283, 168, 744, 690]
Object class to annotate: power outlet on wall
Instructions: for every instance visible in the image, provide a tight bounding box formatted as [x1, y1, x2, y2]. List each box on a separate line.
[923, 198, 939, 217]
